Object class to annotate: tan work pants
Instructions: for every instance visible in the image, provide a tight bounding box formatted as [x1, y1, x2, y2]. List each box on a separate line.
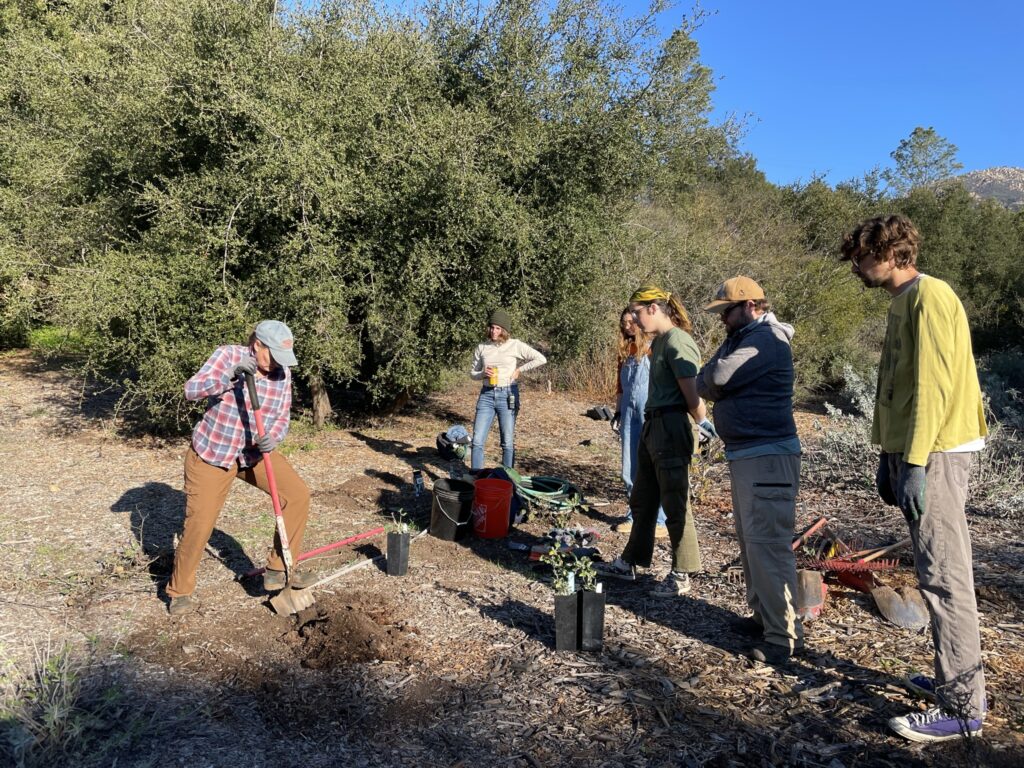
[167, 447, 310, 598]
[729, 453, 803, 650]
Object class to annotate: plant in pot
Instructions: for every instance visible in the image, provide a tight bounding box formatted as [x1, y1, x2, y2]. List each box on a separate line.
[540, 546, 605, 651]
[386, 509, 412, 577]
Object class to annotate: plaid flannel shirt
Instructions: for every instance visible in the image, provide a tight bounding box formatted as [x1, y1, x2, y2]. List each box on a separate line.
[186, 345, 291, 469]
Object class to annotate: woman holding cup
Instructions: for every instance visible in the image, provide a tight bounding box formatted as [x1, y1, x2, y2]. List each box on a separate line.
[469, 309, 547, 470]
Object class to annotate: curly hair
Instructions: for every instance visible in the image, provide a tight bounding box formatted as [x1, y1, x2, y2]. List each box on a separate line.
[840, 214, 921, 268]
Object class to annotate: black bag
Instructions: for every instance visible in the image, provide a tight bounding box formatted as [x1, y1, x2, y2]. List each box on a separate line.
[436, 432, 467, 461]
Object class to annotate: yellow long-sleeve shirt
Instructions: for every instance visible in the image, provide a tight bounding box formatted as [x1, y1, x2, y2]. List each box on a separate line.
[872, 275, 987, 466]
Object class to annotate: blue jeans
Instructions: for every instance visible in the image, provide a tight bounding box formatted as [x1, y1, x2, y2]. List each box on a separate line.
[471, 385, 519, 469]
[620, 357, 666, 525]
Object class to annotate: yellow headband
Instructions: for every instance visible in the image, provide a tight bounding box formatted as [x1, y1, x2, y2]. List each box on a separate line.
[630, 285, 670, 304]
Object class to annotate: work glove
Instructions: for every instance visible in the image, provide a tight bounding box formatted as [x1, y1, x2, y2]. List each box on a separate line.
[610, 411, 621, 434]
[875, 452, 898, 507]
[232, 356, 257, 381]
[697, 418, 718, 445]
[255, 432, 277, 453]
[897, 462, 927, 523]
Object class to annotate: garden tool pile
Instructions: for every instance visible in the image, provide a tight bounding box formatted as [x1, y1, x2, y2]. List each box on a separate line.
[793, 517, 928, 629]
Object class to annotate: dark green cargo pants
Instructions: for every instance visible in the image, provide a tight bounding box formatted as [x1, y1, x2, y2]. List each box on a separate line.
[622, 410, 698, 572]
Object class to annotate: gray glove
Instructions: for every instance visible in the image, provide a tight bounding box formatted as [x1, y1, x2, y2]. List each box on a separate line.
[610, 411, 621, 434]
[232, 356, 257, 381]
[875, 453, 898, 506]
[897, 462, 927, 522]
[255, 432, 277, 453]
[697, 418, 718, 444]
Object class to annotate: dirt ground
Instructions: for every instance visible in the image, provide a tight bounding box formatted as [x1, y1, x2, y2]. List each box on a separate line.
[1, 350, 1023, 767]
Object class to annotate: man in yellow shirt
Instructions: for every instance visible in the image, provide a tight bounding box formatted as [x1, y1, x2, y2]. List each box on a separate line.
[841, 215, 987, 743]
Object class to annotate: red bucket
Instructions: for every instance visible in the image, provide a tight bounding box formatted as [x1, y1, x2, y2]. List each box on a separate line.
[472, 479, 514, 539]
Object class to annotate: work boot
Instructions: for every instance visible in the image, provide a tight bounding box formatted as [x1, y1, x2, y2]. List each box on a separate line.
[168, 595, 197, 617]
[264, 568, 314, 591]
[730, 616, 764, 638]
[749, 641, 793, 665]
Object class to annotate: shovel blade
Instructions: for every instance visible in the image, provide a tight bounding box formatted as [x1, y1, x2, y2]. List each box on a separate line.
[871, 585, 929, 630]
[270, 586, 316, 616]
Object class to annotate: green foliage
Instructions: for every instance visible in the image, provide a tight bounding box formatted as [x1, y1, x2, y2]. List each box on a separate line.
[883, 126, 963, 197]
[540, 544, 596, 595]
[0, 0, 729, 429]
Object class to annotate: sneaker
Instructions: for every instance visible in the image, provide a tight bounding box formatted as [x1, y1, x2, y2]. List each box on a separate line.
[730, 616, 765, 637]
[613, 520, 633, 534]
[654, 525, 669, 539]
[594, 557, 637, 581]
[888, 706, 983, 743]
[168, 595, 197, 617]
[904, 673, 938, 702]
[749, 642, 793, 665]
[652, 571, 690, 597]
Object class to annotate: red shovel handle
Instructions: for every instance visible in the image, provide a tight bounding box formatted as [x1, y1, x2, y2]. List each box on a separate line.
[244, 372, 293, 569]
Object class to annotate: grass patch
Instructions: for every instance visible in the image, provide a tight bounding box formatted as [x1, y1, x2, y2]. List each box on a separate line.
[26, 326, 87, 357]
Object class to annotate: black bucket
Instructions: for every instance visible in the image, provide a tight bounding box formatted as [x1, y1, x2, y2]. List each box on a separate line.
[430, 478, 476, 542]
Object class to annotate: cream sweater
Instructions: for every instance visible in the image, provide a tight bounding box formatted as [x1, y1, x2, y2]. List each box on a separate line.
[470, 339, 547, 387]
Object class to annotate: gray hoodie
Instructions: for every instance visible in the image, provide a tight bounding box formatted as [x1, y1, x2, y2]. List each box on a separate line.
[696, 313, 798, 452]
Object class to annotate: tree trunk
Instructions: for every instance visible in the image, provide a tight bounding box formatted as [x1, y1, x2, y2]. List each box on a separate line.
[309, 373, 332, 429]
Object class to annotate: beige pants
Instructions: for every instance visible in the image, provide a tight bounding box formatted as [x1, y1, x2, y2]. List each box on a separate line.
[167, 447, 310, 598]
[729, 453, 803, 650]
[887, 452, 986, 718]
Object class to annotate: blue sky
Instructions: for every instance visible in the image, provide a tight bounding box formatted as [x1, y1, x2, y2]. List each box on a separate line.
[655, 1, 1024, 186]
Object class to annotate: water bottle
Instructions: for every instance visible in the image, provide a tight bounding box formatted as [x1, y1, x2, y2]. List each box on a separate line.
[413, 470, 424, 497]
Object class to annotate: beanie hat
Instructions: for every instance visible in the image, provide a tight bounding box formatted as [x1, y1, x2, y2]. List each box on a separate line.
[488, 309, 512, 333]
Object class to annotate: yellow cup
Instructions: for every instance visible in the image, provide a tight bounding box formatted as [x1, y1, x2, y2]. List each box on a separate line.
[488, 370, 498, 386]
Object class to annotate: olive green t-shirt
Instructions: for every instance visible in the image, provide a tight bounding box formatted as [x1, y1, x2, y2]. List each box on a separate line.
[645, 326, 701, 410]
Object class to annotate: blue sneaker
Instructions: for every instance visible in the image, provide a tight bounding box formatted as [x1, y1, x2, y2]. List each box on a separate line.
[904, 673, 937, 702]
[888, 706, 983, 743]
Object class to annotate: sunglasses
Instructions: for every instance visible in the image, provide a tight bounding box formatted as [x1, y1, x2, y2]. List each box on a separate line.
[850, 250, 880, 267]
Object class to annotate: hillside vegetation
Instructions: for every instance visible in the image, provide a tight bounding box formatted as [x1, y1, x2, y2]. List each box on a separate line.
[1, 0, 1023, 429]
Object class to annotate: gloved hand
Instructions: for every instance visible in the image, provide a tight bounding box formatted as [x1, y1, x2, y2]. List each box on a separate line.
[697, 418, 718, 444]
[233, 356, 258, 381]
[897, 462, 927, 522]
[255, 432, 277, 453]
[875, 452, 898, 506]
[610, 411, 621, 434]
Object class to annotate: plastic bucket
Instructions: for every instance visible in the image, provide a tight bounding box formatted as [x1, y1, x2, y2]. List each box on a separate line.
[430, 478, 476, 542]
[472, 478, 514, 539]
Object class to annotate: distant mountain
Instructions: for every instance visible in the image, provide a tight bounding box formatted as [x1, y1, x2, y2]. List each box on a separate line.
[957, 166, 1024, 211]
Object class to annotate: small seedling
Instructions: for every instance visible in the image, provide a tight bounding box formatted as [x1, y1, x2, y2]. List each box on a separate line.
[540, 545, 597, 596]
[386, 508, 411, 534]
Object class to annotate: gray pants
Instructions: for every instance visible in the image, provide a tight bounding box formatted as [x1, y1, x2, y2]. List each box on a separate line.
[729, 453, 803, 650]
[887, 452, 986, 718]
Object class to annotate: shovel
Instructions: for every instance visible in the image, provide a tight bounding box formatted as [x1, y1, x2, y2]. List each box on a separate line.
[244, 373, 312, 616]
[834, 540, 929, 630]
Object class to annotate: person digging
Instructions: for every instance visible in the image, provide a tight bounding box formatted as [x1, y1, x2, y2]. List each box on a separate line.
[166, 320, 312, 616]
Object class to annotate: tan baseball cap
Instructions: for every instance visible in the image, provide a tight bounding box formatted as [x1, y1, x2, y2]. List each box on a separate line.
[703, 276, 765, 313]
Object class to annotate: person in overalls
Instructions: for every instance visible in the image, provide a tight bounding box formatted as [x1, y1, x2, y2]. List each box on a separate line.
[469, 309, 547, 470]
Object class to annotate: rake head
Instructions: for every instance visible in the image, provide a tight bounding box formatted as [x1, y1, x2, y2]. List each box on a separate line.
[807, 557, 899, 573]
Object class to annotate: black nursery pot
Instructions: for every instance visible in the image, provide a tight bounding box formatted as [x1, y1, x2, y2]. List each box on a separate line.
[386, 532, 410, 576]
[554, 591, 606, 652]
[554, 593, 579, 651]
